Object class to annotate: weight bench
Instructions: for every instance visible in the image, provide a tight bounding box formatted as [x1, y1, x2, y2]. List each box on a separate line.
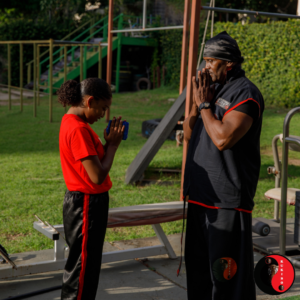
[0, 201, 186, 279]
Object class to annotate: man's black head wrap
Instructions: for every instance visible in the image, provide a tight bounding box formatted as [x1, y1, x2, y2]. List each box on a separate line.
[203, 31, 244, 64]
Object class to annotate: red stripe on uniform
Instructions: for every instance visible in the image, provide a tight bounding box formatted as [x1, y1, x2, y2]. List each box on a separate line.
[188, 200, 220, 209]
[188, 200, 252, 213]
[224, 98, 261, 117]
[234, 207, 252, 213]
[77, 194, 90, 300]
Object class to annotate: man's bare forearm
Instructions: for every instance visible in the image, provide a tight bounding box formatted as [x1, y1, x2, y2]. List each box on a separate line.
[183, 104, 199, 142]
[200, 108, 253, 151]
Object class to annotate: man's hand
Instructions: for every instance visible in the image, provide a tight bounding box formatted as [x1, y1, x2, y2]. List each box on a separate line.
[192, 68, 215, 106]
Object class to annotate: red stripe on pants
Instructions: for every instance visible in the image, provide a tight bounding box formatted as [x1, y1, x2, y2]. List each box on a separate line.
[77, 194, 90, 300]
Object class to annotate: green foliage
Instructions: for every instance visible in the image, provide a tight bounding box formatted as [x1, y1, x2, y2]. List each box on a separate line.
[158, 19, 300, 107]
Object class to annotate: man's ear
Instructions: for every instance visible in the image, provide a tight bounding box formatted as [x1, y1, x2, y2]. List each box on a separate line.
[226, 61, 234, 69]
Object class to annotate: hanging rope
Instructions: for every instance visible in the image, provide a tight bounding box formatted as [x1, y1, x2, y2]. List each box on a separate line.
[197, 0, 215, 68]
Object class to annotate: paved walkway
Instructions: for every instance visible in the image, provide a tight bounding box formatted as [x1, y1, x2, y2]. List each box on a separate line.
[1, 234, 300, 300]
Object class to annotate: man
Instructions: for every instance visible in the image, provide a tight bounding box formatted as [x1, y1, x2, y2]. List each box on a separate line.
[183, 31, 264, 299]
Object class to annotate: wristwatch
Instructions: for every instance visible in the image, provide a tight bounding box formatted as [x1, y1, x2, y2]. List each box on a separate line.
[198, 102, 211, 112]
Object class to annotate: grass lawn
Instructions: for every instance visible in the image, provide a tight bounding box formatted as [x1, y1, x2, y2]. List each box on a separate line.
[1, 87, 300, 254]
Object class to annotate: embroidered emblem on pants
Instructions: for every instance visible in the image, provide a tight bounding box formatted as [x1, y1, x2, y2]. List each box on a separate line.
[212, 257, 237, 282]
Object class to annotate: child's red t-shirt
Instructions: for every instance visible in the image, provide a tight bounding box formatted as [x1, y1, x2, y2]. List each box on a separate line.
[59, 114, 112, 194]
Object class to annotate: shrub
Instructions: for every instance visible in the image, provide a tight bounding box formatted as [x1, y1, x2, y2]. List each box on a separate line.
[159, 19, 300, 107]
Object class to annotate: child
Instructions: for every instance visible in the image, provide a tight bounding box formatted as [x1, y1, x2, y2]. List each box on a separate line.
[57, 78, 124, 300]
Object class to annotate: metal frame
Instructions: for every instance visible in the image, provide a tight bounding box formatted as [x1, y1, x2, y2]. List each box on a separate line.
[201, 6, 300, 19]
[280, 107, 300, 254]
[0, 39, 104, 123]
[254, 107, 300, 256]
[110, 5, 300, 34]
[0, 221, 176, 279]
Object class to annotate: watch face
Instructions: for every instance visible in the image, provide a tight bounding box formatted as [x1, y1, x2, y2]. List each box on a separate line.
[204, 103, 210, 108]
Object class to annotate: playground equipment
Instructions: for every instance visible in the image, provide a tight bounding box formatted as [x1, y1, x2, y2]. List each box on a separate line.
[0, 40, 104, 122]
[122, 0, 300, 192]
[252, 107, 300, 258]
[0, 14, 157, 122]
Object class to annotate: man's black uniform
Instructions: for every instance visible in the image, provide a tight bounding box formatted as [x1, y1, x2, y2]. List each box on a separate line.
[184, 64, 264, 299]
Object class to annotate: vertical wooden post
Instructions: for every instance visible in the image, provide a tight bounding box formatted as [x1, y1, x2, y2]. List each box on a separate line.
[64, 46, 67, 82]
[116, 14, 123, 93]
[153, 66, 155, 89]
[180, 0, 191, 94]
[27, 63, 31, 85]
[157, 66, 161, 88]
[20, 43, 23, 112]
[7, 44, 11, 110]
[64, 46, 67, 112]
[83, 45, 87, 80]
[49, 39, 53, 123]
[106, 0, 113, 122]
[37, 45, 40, 106]
[60, 48, 63, 62]
[80, 45, 83, 82]
[98, 44, 102, 79]
[180, 0, 202, 200]
[33, 43, 37, 117]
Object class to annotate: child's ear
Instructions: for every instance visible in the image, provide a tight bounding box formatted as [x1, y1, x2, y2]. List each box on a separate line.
[86, 96, 94, 109]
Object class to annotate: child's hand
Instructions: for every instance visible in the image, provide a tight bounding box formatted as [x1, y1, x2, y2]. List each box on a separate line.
[103, 116, 125, 148]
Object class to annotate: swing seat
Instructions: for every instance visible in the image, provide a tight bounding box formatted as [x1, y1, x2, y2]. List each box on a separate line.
[264, 188, 300, 206]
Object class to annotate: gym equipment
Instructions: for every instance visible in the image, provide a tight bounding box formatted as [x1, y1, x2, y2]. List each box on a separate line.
[141, 118, 183, 141]
[252, 219, 270, 236]
[125, 60, 206, 185]
[0, 243, 17, 270]
[0, 202, 185, 279]
[252, 107, 300, 256]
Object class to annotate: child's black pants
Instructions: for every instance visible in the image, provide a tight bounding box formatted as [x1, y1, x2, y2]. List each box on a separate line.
[61, 190, 109, 300]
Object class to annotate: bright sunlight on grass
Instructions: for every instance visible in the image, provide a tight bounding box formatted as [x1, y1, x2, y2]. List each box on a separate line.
[1, 87, 300, 253]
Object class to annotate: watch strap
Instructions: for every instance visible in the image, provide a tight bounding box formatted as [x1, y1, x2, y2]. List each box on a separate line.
[198, 102, 211, 112]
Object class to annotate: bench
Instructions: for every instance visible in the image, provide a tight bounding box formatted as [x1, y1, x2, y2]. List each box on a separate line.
[0, 201, 186, 279]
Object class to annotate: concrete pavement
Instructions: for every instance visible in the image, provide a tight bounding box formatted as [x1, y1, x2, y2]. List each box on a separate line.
[1, 234, 300, 300]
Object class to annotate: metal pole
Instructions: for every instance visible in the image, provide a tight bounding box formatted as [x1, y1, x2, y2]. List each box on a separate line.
[37, 45, 40, 106]
[111, 25, 184, 33]
[33, 43, 37, 117]
[20, 43, 23, 112]
[271, 135, 281, 221]
[80, 46, 83, 82]
[180, 0, 202, 200]
[197, 0, 213, 68]
[201, 6, 300, 19]
[98, 44, 102, 79]
[280, 107, 300, 255]
[211, 0, 215, 38]
[8, 44, 11, 110]
[180, 0, 191, 94]
[143, 0, 147, 29]
[106, 0, 113, 122]
[49, 39, 53, 123]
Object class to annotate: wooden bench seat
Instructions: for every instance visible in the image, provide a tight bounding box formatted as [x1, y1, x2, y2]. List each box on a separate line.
[265, 188, 300, 205]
